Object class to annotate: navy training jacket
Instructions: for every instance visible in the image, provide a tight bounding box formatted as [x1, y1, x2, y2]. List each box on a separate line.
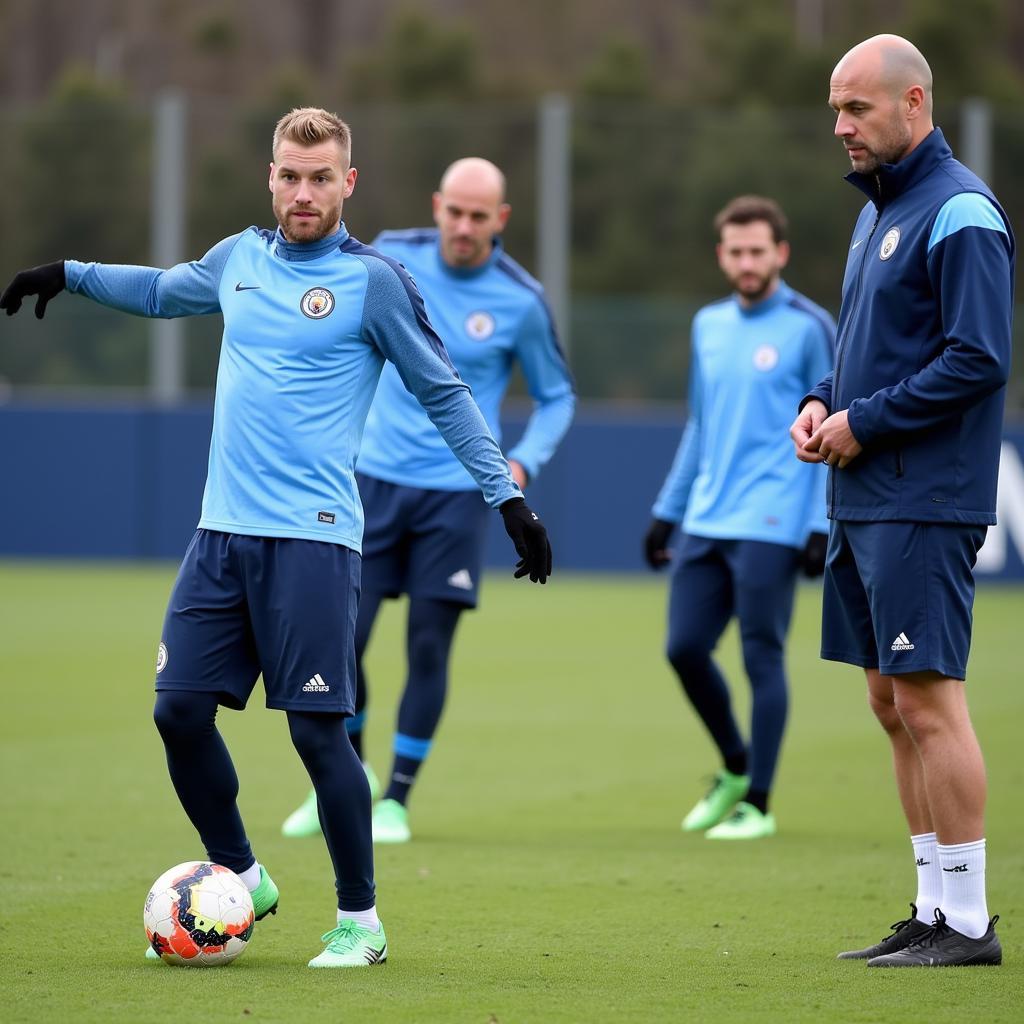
[806, 128, 1014, 525]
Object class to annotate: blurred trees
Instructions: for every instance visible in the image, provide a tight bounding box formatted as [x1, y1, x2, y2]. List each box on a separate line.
[1, 1, 1023, 400]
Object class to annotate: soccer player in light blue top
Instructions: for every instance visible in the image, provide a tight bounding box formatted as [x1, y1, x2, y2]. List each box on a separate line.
[644, 196, 834, 841]
[282, 158, 575, 844]
[0, 108, 552, 969]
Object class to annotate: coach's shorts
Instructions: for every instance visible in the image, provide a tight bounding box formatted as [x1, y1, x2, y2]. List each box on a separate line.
[821, 520, 987, 680]
[358, 473, 491, 608]
[156, 529, 360, 713]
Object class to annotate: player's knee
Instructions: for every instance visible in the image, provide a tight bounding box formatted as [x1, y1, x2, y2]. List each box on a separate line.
[153, 690, 215, 744]
[892, 691, 944, 745]
[866, 689, 903, 735]
[407, 630, 451, 680]
[666, 634, 710, 673]
[287, 711, 345, 768]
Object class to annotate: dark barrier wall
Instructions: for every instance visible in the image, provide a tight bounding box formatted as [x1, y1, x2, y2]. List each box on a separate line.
[3, 401, 1024, 579]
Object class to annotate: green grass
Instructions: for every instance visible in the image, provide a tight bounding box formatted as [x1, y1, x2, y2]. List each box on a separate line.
[1, 563, 1022, 1023]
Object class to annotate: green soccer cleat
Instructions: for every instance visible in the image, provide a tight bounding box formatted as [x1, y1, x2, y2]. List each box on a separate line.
[705, 801, 776, 840]
[251, 865, 280, 920]
[681, 770, 750, 832]
[145, 864, 278, 961]
[372, 798, 411, 844]
[308, 919, 388, 968]
[281, 763, 382, 838]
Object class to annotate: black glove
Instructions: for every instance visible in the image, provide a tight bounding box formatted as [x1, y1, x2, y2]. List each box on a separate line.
[0, 261, 67, 319]
[644, 518, 675, 569]
[801, 531, 828, 578]
[500, 497, 552, 584]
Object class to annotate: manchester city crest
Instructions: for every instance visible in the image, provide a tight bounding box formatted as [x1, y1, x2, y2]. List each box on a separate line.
[465, 310, 496, 341]
[753, 344, 779, 371]
[301, 287, 335, 319]
[879, 227, 901, 261]
[157, 641, 168, 674]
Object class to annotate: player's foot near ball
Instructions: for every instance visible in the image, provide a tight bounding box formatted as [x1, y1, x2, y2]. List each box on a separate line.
[681, 769, 749, 831]
[836, 903, 932, 960]
[372, 798, 411, 843]
[867, 909, 1002, 967]
[251, 865, 279, 920]
[308, 919, 388, 967]
[705, 801, 775, 840]
[281, 764, 382, 838]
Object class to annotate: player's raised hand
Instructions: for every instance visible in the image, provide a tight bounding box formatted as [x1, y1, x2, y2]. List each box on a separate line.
[499, 497, 552, 584]
[643, 518, 675, 570]
[0, 261, 66, 319]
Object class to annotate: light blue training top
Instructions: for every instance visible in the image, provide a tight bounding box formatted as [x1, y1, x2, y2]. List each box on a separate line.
[356, 229, 576, 490]
[65, 224, 522, 552]
[653, 281, 835, 548]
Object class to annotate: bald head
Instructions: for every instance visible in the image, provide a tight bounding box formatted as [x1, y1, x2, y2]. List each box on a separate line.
[433, 157, 511, 268]
[834, 34, 933, 116]
[829, 35, 934, 174]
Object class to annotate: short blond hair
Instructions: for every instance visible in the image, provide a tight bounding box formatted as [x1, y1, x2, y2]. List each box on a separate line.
[273, 107, 351, 162]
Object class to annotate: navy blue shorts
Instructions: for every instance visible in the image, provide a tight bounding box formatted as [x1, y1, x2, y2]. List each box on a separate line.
[821, 521, 987, 680]
[357, 473, 491, 607]
[156, 529, 360, 712]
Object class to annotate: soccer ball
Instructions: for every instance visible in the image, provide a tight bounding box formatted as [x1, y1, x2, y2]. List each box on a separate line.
[144, 861, 255, 966]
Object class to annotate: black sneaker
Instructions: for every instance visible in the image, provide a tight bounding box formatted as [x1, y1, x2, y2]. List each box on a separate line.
[867, 908, 1002, 967]
[836, 903, 933, 960]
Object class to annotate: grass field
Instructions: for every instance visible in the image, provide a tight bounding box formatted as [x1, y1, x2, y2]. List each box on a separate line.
[2, 562, 1022, 1023]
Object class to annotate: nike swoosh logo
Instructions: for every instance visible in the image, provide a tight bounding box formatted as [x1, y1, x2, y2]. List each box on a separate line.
[235, 283, 260, 291]
[850, 239, 864, 250]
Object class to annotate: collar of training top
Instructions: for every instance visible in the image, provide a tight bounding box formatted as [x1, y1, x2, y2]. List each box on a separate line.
[844, 127, 952, 208]
[273, 223, 350, 262]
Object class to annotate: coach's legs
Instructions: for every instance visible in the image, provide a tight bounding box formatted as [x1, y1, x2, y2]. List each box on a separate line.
[348, 590, 385, 761]
[153, 690, 255, 874]
[866, 669, 933, 834]
[383, 597, 465, 806]
[665, 548, 746, 774]
[890, 671, 989, 937]
[287, 710, 375, 911]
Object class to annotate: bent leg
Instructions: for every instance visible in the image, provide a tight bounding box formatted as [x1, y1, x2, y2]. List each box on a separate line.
[666, 538, 744, 769]
[153, 690, 254, 874]
[288, 710, 375, 910]
[350, 589, 385, 761]
[385, 597, 464, 806]
[732, 541, 799, 807]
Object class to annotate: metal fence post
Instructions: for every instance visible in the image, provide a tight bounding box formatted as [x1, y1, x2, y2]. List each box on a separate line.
[537, 93, 571, 352]
[150, 89, 186, 402]
[961, 97, 993, 185]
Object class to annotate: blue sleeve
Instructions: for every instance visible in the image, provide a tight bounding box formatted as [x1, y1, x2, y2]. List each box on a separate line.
[803, 372, 833, 412]
[847, 194, 1012, 444]
[804, 318, 835, 534]
[504, 296, 576, 481]
[64, 233, 243, 317]
[356, 254, 521, 508]
[652, 339, 702, 522]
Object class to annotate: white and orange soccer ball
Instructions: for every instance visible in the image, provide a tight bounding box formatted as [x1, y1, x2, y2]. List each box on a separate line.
[144, 861, 255, 966]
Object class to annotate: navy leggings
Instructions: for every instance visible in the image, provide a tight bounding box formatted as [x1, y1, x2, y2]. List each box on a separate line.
[154, 691, 374, 910]
[666, 535, 799, 794]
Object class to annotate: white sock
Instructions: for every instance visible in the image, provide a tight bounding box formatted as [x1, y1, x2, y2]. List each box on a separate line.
[237, 860, 262, 891]
[937, 839, 989, 939]
[910, 832, 941, 924]
[339, 905, 380, 931]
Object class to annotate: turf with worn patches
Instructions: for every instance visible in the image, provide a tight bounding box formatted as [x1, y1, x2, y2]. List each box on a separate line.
[1, 563, 1021, 1023]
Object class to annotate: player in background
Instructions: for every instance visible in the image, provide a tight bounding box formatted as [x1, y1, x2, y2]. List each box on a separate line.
[645, 196, 834, 840]
[0, 108, 552, 968]
[792, 35, 1011, 967]
[281, 157, 575, 844]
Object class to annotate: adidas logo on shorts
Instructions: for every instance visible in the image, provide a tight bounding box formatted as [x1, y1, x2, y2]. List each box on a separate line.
[303, 672, 330, 692]
[447, 569, 474, 591]
[890, 632, 916, 652]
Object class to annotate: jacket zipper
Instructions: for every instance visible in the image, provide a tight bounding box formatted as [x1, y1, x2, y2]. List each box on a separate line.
[831, 181, 883, 510]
